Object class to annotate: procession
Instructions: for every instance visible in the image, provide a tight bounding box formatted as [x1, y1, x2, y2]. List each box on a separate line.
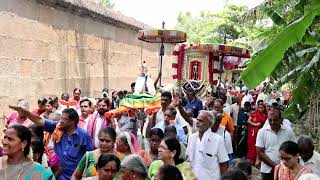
[0, 0, 319, 180]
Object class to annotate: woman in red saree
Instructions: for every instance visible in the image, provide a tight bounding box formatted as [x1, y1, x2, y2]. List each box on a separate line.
[247, 103, 267, 164]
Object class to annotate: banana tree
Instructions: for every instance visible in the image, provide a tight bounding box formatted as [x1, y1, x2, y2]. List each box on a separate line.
[240, 0, 320, 121]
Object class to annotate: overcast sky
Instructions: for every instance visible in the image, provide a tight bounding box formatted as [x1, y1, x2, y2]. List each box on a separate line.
[114, 0, 264, 28]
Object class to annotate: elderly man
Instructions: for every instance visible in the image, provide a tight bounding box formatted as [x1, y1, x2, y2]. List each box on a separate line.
[256, 109, 296, 180]
[186, 110, 229, 180]
[297, 135, 320, 176]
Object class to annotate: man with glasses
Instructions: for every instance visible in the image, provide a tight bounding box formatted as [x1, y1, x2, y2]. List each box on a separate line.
[9, 105, 94, 180]
[256, 109, 296, 180]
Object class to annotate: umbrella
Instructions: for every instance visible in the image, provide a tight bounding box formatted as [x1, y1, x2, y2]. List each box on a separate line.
[138, 22, 187, 86]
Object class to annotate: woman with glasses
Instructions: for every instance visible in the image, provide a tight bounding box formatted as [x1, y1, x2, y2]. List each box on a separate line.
[274, 141, 313, 180]
[148, 137, 196, 180]
[83, 154, 121, 180]
[139, 128, 164, 167]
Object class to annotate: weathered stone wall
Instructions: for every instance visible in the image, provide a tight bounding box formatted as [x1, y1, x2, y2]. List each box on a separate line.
[0, 0, 174, 114]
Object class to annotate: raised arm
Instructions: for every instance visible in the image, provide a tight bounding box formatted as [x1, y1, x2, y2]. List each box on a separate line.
[177, 99, 194, 126]
[9, 105, 45, 126]
[145, 111, 157, 138]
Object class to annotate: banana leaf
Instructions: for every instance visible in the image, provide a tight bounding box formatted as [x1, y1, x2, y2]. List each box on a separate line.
[302, 31, 320, 46]
[284, 49, 320, 120]
[241, 0, 320, 88]
[271, 64, 304, 89]
[265, 9, 286, 26]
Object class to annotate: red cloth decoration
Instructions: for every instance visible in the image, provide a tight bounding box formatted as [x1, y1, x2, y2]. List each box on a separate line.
[172, 63, 178, 68]
[208, 52, 213, 84]
[177, 44, 186, 80]
[212, 69, 220, 73]
[59, 100, 77, 107]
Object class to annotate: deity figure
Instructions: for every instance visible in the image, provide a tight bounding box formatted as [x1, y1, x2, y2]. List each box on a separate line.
[134, 61, 156, 95]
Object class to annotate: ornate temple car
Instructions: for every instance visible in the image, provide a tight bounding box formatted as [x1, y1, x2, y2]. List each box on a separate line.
[172, 43, 250, 96]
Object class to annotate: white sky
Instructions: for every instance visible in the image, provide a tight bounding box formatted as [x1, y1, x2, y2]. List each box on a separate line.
[114, 0, 264, 29]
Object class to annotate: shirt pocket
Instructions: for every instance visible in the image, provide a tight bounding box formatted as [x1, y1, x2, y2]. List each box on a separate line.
[67, 144, 83, 159]
[203, 144, 218, 168]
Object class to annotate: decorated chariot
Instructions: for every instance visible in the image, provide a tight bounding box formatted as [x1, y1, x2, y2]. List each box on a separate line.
[172, 43, 250, 97]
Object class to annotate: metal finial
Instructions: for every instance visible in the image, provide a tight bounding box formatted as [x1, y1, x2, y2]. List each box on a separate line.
[162, 21, 165, 29]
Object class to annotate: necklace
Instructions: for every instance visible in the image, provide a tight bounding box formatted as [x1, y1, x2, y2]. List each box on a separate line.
[4, 161, 26, 180]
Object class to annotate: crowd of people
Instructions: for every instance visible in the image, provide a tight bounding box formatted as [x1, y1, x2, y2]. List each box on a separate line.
[0, 80, 319, 180]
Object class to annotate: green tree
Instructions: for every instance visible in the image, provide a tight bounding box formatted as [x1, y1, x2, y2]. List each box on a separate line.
[100, 0, 114, 8]
[240, 0, 320, 145]
[175, 5, 264, 49]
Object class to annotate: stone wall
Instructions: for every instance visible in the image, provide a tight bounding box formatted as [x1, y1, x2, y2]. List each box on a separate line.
[0, 0, 174, 114]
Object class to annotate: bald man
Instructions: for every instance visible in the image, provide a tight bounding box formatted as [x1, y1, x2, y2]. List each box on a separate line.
[186, 110, 229, 180]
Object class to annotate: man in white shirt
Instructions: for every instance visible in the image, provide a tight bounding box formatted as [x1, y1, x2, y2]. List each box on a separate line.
[256, 109, 296, 180]
[241, 89, 254, 108]
[256, 91, 268, 106]
[211, 114, 233, 165]
[263, 118, 292, 130]
[186, 110, 229, 180]
[151, 91, 189, 133]
[297, 135, 320, 176]
[230, 97, 239, 127]
[153, 106, 187, 144]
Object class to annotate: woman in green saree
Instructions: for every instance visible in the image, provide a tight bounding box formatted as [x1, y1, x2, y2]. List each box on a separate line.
[71, 127, 124, 180]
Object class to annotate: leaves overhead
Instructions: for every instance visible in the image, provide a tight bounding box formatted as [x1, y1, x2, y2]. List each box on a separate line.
[240, 10, 319, 88]
[241, 0, 320, 121]
[100, 0, 114, 8]
[175, 5, 264, 47]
